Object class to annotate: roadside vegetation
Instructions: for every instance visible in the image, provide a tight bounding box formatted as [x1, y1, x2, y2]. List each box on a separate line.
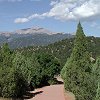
[0, 43, 61, 98]
[0, 23, 100, 100]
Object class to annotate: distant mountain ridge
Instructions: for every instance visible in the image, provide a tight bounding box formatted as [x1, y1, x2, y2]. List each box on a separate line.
[14, 26, 57, 35]
[0, 26, 73, 49]
[0, 26, 57, 36]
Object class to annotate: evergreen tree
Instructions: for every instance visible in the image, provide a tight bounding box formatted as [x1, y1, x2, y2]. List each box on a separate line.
[0, 43, 12, 68]
[61, 22, 96, 100]
[0, 43, 16, 97]
[31, 53, 61, 87]
[93, 56, 100, 100]
[0, 67, 16, 97]
[12, 52, 32, 97]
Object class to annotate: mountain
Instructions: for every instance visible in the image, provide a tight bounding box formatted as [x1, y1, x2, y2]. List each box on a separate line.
[0, 27, 73, 49]
[14, 26, 57, 35]
[18, 36, 100, 66]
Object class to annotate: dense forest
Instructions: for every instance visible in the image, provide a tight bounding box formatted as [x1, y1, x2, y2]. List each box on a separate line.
[0, 43, 61, 98]
[16, 36, 100, 67]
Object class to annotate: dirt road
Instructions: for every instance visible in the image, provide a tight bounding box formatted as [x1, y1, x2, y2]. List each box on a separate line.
[26, 84, 75, 100]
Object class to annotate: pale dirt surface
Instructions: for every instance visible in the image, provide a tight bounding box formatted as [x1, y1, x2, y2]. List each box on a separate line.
[0, 76, 75, 100]
[26, 84, 75, 100]
[26, 85, 65, 100]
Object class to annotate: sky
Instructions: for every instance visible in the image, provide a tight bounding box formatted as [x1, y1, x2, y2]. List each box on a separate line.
[0, 0, 100, 37]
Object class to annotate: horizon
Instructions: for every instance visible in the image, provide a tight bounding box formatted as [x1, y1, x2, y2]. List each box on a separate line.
[0, 0, 100, 37]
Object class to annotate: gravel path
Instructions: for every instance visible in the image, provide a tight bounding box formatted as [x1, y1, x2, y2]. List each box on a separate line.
[25, 76, 75, 100]
[26, 84, 75, 100]
[26, 84, 65, 100]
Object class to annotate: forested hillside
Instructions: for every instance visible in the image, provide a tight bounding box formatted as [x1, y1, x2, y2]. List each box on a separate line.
[0, 27, 73, 49]
[16, 36, 100, 67]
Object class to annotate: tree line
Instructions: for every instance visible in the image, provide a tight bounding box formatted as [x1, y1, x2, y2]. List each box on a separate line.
[17, 35, 100, 68]
[0, 43, 61, 98]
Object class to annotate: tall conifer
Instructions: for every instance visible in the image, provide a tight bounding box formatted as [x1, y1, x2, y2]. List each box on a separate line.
[93, 56, 100, 100]
[61, 22, 96, 100]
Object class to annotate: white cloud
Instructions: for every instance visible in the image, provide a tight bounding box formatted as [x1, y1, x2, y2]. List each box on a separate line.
[14, 18, 29, 23]
[50, 1, 58, 6]
[14, 0, 100, 23]
[14, 14, 45, 23]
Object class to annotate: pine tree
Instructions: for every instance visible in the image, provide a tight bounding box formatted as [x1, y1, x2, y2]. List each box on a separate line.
[0, 43, 16, 97]
[61, 22, 96, 100]
[1, 43, 12, 68]
[93, 56, 100, 100]
[12, 52, 32, 97]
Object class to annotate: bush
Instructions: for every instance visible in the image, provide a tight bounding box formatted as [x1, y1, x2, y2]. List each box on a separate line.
[31, 53, 61, 87]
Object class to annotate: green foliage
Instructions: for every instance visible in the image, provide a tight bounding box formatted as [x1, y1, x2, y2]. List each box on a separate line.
[0, 43, 16, 97]
[0, 44, 32, 98]
[93, 56, 100, 100]
[0, 68, 16, 97]
[0, 43, 12, 67]
[0, 43, 61, 98]
[16, 36, 100, 68]
[31, 53, 61, 87]
[13, 52, 32, 84]
[48, 78, 58, 85]
[93, 56, 100, 80]
[12, 52, 33, 97]
[36, 53, 61, 77]
[61, 22, 96, 100]
[95, 83, 100, 100]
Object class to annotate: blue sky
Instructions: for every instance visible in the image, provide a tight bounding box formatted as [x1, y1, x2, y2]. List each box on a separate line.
[0, 0, 100, 37]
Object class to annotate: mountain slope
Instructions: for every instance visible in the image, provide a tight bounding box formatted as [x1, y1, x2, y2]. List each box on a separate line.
[0, 27, 73, 49]
[18, 36, 100, 66]
[8, 33, 73, 49]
